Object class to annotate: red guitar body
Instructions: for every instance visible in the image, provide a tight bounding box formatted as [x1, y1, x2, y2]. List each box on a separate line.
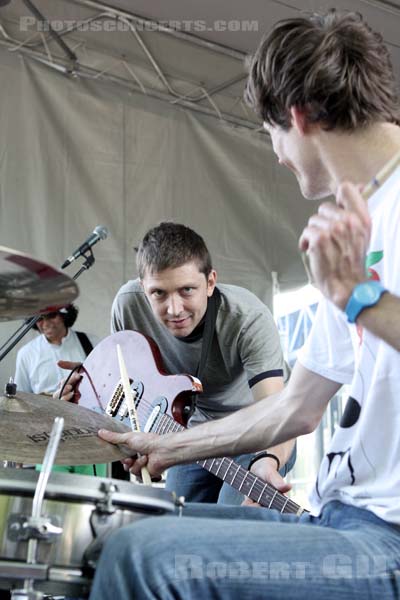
[74, 330, 305, 515]
[75, 330, 202, 429]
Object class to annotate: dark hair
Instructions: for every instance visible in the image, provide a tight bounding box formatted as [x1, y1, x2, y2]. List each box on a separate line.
[33, 304, 78, 331]
[245, 10, 400, 131]
[136, 222, 212, 279]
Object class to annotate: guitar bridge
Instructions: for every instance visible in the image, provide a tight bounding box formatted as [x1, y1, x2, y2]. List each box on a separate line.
[105, 380, 144, 420]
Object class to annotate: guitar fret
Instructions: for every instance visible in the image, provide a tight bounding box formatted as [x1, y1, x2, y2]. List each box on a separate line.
[220, 459, 231, 480]
[214, 459, 223, 476]
[280, 497, 289, 513]
[238, 470, 249, 491]
[148, 401, 306, 516]
[257, 483, 268, 504]
[230, 464, 241, 485]
[268, 490, 277, 509]
[202, 458, 222, 475]
[206, 458, 216, 472]
[247, 475, 257, 497]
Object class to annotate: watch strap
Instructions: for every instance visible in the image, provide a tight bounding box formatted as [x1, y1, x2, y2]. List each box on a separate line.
[345, 281, 387, 324]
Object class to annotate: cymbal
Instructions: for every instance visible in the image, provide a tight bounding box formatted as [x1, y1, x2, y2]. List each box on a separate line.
[0, 391, 131, 465]
[0, 246, 79, 321]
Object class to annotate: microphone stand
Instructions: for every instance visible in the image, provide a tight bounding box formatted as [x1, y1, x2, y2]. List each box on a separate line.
[0, 248, 95, 363]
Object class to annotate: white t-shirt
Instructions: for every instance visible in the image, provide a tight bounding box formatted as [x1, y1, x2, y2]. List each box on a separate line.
[15, 329, 98, 395]
[298, 168, 400, 524]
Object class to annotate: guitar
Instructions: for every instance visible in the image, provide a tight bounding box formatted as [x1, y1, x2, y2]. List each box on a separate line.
[76, 330, 306, 515]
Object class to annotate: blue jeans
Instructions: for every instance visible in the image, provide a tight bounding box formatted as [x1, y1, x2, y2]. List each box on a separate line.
[89, 499, 400, 599]
[165, 444, 297, 504]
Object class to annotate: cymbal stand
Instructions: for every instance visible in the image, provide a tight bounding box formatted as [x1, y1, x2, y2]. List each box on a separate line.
[0, 248, 96, 363]
[10, 417, 64, 600]
[2, 380, 22, 469]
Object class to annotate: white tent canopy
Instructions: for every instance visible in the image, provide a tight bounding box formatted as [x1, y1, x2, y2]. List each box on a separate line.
[0, 0, 399, 383]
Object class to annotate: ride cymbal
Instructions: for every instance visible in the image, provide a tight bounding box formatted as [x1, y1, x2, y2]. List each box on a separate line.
[0, 391, 131, 465]
[0, 246, 78, 321]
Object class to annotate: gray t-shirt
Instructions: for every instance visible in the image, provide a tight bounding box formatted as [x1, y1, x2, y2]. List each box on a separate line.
[111, 280, 284, 425]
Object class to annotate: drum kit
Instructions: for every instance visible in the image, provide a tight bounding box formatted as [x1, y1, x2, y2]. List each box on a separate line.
[0, 246, 177, 599]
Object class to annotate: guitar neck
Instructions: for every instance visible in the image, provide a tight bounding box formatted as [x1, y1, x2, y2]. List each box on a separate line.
[154, 412, 305, 515]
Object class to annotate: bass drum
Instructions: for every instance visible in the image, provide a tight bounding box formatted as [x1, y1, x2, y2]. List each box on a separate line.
[0, 468, 176, 598]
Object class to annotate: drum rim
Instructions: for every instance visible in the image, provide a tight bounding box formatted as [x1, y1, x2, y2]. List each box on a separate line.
[0, 468, 176, 511]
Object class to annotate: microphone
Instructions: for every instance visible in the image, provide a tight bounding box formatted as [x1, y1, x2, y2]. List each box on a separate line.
[62, 226, 108, 268]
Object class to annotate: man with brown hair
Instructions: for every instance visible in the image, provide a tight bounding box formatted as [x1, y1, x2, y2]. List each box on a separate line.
[60, 221, 295, 500]
[111, 221, 295, 503]
[90, 11, 400, 599]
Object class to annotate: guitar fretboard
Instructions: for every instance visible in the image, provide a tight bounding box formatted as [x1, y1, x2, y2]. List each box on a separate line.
[154, 412, 305, 515]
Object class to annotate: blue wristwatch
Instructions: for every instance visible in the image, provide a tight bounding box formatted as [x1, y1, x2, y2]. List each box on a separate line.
[345, 280, 387, 323]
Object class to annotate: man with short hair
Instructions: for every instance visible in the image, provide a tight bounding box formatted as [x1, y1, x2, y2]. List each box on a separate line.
[111, 221, 295, 503]
[89, 10, 400, 599]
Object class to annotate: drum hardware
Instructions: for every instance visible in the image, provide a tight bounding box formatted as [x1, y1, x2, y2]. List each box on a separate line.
[8, 515, 63, 544]
[95, 482, 118, 516]
[82, 480, 130, 574]
[174, 494, 186, 518]
[2, 381, 23, 471]
[0, 470, 176, 598]
[0, 561, 48, 581]
[0, 380, 175, 597]
[10, 417, 64, 600]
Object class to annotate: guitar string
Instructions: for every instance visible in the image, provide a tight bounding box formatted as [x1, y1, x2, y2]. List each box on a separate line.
[111, 387, 302, 515]
[156, 411, 302, 515]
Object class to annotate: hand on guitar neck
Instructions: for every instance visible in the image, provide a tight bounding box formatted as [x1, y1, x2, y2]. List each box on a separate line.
[241, 456, 291, 508]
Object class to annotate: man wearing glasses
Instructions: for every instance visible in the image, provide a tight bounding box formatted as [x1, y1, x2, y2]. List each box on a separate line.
[15, 304, 97, 396]
[14, 304, 103, 476]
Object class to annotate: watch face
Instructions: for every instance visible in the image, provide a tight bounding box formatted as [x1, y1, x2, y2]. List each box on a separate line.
[355, 282, 379, 303]
[354, 282, 381, 304]
[345, 281, 386, 323]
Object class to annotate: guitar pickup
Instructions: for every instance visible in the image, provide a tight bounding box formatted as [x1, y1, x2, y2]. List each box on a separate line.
[105, 380, 144, 420]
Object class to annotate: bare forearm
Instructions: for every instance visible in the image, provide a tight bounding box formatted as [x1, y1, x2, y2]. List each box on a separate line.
[357, 292, 400, 351]
[156, 366, 337, 468]
[156, 392, 299, 467]
[100, 365, 341, 478]
[249, 377, 294, 468]
[266, 439, 295, 467]
[155, 397, 299, 466]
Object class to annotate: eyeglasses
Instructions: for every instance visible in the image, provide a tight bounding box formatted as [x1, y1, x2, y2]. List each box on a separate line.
[37, 312, 60, 321]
